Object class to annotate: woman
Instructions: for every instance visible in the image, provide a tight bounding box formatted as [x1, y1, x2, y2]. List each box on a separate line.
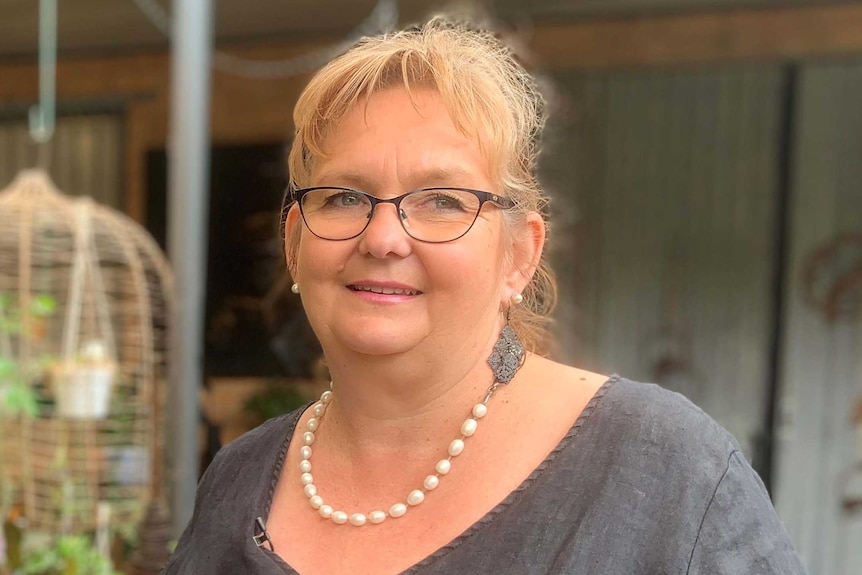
[164, 18, 806, 575]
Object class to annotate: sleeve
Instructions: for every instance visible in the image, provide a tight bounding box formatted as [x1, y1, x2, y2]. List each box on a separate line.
[687, 450, 809, 575]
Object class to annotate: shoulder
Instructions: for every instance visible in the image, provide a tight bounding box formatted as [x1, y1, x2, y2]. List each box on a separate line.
[589, 375, 743, 482]
[202, 408, 304, 484]
[604, 375, 740, 449]
[163, 408, 307, 574]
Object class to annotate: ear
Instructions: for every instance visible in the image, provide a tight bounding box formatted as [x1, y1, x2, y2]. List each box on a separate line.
[283, 204, 303, 278]
[503, 211, 545, 299]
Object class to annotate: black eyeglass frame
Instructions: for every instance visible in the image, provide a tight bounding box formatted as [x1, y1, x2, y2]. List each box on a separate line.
[287, 186, 516, 243]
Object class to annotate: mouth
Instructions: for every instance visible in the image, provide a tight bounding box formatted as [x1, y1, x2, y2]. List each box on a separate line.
[347, 284, 422, 296]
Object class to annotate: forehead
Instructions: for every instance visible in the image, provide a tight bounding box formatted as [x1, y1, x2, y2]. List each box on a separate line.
[311, 87, 495, 190]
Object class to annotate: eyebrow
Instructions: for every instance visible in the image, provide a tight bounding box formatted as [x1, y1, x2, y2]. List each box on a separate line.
[314, 166, 479, 191]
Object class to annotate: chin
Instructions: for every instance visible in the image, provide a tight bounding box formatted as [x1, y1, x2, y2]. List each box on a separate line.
[333, 324, 425, 357]
[345, 341, 413, 356]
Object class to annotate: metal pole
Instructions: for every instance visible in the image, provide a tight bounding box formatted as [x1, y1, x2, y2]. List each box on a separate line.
[168, 0, 212, 536]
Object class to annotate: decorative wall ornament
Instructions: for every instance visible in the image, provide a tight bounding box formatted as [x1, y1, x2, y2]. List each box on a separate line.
[801, 232, 862, 322]
[0, 169, 174, 533]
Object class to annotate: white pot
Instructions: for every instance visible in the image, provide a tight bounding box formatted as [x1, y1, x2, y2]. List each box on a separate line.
[52, 363, 116, 419]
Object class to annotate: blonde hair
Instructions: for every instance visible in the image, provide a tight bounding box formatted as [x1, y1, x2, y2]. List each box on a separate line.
[285, 17, 557, 354]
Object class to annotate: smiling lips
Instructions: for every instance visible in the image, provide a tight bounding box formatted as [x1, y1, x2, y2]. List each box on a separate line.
[348, 284, 422, 296]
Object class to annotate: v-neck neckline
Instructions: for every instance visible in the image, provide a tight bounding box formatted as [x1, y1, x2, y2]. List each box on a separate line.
[258, 374, 619, 574]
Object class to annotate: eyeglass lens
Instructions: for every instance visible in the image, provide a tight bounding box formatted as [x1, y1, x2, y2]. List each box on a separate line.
[300, 188, 483, 242]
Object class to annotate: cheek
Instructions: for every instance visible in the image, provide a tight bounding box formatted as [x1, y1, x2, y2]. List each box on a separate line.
[428, 237, 505, 298]
[296, 234, 348, 280]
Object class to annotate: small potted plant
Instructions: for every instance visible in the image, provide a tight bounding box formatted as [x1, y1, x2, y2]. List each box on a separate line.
[50, 341, 117, 420]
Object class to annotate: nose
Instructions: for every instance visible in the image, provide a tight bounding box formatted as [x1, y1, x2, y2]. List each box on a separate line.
[357, 201, 413, 258]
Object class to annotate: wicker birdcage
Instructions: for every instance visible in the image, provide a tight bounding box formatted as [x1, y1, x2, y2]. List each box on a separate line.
[0, 169, 174, 534]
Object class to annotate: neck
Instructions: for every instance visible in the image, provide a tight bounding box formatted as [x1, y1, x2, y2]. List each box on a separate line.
[319, 321, 505, 457]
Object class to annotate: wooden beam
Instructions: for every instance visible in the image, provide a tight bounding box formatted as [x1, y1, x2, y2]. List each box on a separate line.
[3, 3, 862, 222]
[3, 4, 862, 101]
[530, 4, 862, 69]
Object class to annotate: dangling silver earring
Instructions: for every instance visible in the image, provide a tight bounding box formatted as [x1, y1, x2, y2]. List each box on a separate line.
[487, 309, 525, 384]
[511, 293, 524, 305]
[291, 283, 300, 294]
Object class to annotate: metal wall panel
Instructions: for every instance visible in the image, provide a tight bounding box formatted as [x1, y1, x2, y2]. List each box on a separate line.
[547, 66, 784, 462]
[0, 115, 123, 209]
[773, 61, 862, 575]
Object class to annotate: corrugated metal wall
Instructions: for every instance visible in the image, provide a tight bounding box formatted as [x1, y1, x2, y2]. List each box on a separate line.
[773, 60, 862, 575]
[0, 115, 123, 208]
[549, 66, 784, 460]
[548, 61, 862, 574]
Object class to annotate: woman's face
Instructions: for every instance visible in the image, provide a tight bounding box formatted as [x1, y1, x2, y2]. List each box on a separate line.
[286, 87, 527, 358]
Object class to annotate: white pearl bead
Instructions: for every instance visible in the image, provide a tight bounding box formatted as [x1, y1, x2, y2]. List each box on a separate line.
[461, 418, 478, 437]
[290, 385, 510, 529]
[448, 439, 465, 457]
[331, 511, 348, 524]
[349, 513, 367, 526]
[407, 489, 425, 505]
[369, 510, 386, 524]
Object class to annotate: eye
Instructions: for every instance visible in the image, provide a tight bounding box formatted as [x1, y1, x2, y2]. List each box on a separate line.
[433, 194, 462, 210]
[324, 190, 364, 207]
[419, 191, 467, 212]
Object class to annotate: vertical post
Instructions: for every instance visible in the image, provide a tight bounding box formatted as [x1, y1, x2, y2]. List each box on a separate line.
[168, 0, 212, 535]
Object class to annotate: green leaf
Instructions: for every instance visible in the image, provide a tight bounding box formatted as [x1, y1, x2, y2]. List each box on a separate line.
[29, 295, 58, 318]
[20, 534, 118, 575]
[0, 357, 17, 380]
[4, 383, 39, 417]
[21, 546, 62, 574]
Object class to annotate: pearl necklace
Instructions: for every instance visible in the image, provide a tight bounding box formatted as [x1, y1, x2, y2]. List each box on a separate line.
[298, 382, 503, 527]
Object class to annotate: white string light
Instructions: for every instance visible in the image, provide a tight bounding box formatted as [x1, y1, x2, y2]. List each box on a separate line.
[131, 0, 398, 79]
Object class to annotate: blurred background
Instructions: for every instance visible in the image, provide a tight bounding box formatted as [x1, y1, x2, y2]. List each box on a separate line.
[0, 0, 861, 573]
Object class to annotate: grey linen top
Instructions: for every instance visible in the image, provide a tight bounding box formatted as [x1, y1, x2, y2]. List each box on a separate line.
[163, 375, 807, 574]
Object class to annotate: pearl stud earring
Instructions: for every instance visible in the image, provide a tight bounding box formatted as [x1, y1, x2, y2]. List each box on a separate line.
[511, 293, 524, 305]
[291, 283, 300, 294]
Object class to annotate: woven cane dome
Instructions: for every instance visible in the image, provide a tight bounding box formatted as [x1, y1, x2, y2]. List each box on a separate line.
[0, 169, 173, 533]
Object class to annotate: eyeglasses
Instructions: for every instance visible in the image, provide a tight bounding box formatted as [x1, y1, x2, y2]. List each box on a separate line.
[290, 187, 515, 243]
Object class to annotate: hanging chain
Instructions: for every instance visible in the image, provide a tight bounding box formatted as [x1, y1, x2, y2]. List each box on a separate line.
[29, 0, 57, 170]
[130, 0, 399, 79]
